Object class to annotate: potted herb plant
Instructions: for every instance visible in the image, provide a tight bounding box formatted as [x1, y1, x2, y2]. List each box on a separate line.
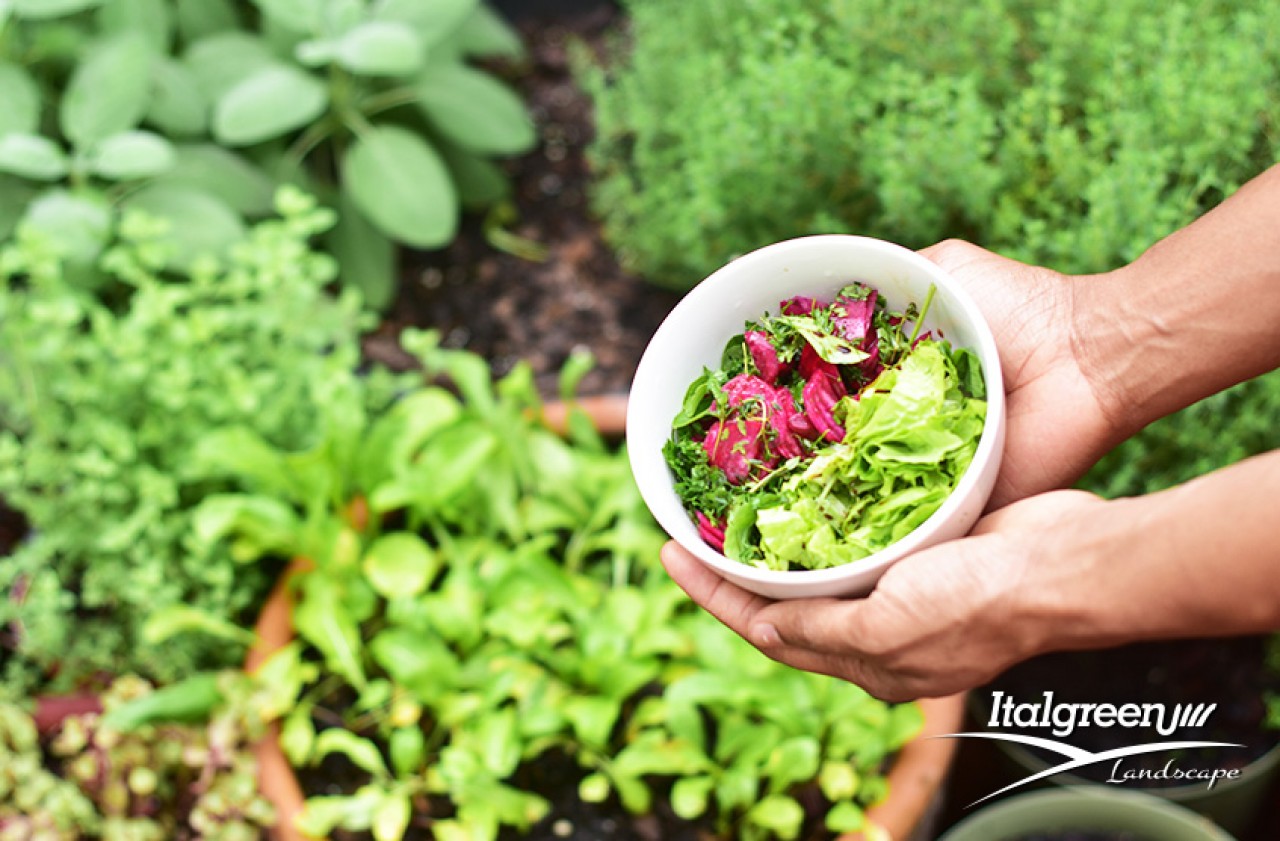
[191, 335, 962, 841]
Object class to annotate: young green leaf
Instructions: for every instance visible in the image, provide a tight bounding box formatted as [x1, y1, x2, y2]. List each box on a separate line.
[327, 193, 397, 310]
[362, 533, 438, 598]
[0, 63, 41, 137]
[295, 574, 367, 690]
[146, 58, 210, 138]
[0, 134, 69, 181]
[11, 0, 101, 18]
[389, 726, 426, 777]
[314, 729, 390, 779]
[121, 184, 245, 270]
[578, 773, 610, 803]
[415, 63, 536, 157]
[341, 125, 458, 248]
[214, 64, 328, 147]
[20, 189, 111, 265]
[335, 21, 424, 77]
[670, 775, 714, 820]
[142, 604, 257, 647]
[88, 131, 176, 181]
[825, 801, 866, 833]
[97, 0, 172, 52]
[297, 789, 382, 836]
[281, 704, 317, 765]
[158, 145, 275, 216]
[372, 793, 412, 841]
[0, 176, 36, 240]
[60, 34, 155, 148]
[438, 139, 510, 209]
[747, 795, 805, 841]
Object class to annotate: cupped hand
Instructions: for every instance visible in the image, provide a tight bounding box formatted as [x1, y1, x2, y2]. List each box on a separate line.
[920, 240, 1121, 509]
[661, 489, 1106, 702]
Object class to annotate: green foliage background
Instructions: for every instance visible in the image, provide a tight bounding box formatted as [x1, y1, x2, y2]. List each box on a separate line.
[584, 0, 1280, 497]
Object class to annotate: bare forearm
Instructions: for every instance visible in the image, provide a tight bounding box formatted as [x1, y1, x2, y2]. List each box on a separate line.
[1027, 449, 1280, 652]
[1077, 164, 1280, 438]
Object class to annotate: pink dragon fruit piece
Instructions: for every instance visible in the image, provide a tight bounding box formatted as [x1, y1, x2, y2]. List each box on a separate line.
[703, 416, 766, 484]
[781, 296, 823, 315]
[803, 374, 846, 443]
[744, 330, 784, 384]
[696, 511, 726, 552]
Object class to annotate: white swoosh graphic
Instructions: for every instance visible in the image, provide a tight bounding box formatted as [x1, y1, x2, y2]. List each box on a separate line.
[933, 732, 1244, 806]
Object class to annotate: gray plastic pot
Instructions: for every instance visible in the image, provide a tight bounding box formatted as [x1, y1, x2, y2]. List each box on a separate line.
[938, 788, 1238, 841]
[987, 725, 1280, 836]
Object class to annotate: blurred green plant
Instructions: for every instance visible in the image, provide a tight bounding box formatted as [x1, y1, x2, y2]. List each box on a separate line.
[0, 0, 535, 308]
[0, 672, 274, 840]
[188, 339, 921, 841]
[581, 0, 1280, 289]
[0, 188, 367, 695]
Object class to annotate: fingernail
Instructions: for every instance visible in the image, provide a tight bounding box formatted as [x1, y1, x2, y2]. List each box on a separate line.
[753, 623, 780, 646]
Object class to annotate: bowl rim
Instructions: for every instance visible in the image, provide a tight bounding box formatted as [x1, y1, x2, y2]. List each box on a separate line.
[626, 234, 1006, 585]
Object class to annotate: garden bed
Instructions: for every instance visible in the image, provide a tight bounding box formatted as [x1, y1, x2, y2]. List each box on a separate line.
[367, 3, 681, 397]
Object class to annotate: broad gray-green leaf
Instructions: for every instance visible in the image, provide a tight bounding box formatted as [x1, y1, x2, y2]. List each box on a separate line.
[174, 0, 239, 41]
[89, 131, 175, 180]
[21, 190, 111, 264]
[159, 145, 274, 216]
[61, 35, 155, 148]
[455, 4, 524, 59]
[373, 0, 476, 49]
[214, 65, 327, 146]
[321, 0, 362, 38]
[342, 125, 456, 247]
[0, 63, 41, 137]
[295, 38, 336, 67]
[252, 0, 322, 34]
[183, 33, 277, 102]
[328, 192, 395, 309]
[12, 0, 100, 18]
[439, 140, 508, 209]
[362, 533, 438, 598]
[415, 63, 535, 156]
[0, 134, 69, 181]
[0, 176, 37, 239]
[121, 184, 245, 269]
[146, 58, 208, 137]
[97, 0, 172, 52]
[335, 21, 423, 77]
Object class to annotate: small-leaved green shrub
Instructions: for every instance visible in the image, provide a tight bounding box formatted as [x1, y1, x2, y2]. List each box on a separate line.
[0, 672, 275, 840]
[582, 0, 1280, 288]
[0, 0, 534, 307]
[192, 338, 921, 841]
[0, 188, 366, 695]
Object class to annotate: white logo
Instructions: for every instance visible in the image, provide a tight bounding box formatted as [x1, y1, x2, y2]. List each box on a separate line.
[940, 691, 1245, 806]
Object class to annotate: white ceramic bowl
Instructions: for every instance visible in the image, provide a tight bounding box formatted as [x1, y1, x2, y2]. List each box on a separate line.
[627, 235, 1006, 599]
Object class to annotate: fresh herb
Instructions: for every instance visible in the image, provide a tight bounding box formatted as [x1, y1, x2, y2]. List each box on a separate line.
[0, 0, 534, 308]
[191, 338, 920, 840]
[0, 188, 366, 696]
[663, 281, 985, 570]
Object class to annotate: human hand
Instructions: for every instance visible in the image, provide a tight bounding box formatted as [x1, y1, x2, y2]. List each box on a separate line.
[661, 489, 1107, 702]
[919, 240, 1120, 508]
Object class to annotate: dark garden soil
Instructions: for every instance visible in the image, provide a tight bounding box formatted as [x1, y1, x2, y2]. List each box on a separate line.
[979, 636, 1280, 786]
[365, 2, 683, 398]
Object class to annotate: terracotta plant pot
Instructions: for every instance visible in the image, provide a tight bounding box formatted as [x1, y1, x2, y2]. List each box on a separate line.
[251, 395, 964, 841]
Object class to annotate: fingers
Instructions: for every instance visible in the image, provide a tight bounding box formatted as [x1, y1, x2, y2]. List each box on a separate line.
[659, 541, 772, 636]
[749, 596, 862, 656]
